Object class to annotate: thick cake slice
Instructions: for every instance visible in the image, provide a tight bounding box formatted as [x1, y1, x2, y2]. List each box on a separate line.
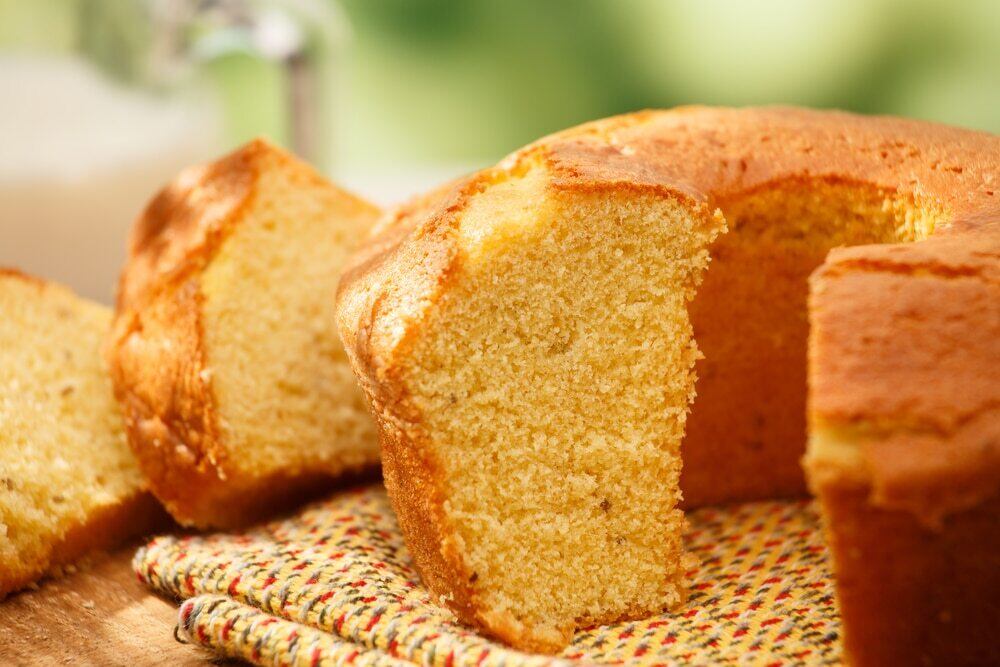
[110, 139, 382, 529]
[0, 270, 162, 598]
[338, 166, 725, 651]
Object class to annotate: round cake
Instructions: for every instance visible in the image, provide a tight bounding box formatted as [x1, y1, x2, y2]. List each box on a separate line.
[336, 107, 999, 662]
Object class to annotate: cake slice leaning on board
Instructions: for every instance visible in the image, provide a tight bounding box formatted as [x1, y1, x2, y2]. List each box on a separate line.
[0, 270, 164, 599]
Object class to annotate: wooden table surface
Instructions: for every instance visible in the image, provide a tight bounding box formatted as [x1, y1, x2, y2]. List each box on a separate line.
[0, 545, 223, 666]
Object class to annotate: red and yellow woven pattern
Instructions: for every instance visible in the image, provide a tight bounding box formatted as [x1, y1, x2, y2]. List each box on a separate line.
[134, 484, 841, 666]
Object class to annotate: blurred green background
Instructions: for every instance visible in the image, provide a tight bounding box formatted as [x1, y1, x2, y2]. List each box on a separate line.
[337, 0, 1000, 167]
[3, 0, 998, 171]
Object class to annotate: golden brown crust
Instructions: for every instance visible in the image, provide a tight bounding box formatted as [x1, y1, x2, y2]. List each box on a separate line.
[809, 240, 1000, 522]
[336, 107, 999, 648]
[341, 104, 1000, 455]
[0, 267, 48, 287]
[110, 139, 380, 528]
[111, 274, 225, 524]
[109, 142, 256, 527]
[375, 410, 480, 627]
[116, 143, 259, 312]
[811, 478, 1000, 667]
[338, 175, 483, 634]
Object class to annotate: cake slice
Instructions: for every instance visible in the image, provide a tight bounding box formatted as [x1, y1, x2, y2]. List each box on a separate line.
[109, 139, 381, 529]
[0, 270, 162, 598]
[338, 166, 725, 652]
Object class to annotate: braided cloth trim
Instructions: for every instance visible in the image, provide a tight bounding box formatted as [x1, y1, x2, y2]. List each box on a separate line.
[136, 485, 840, 666]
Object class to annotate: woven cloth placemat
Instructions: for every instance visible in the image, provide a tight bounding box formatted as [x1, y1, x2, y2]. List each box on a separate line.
[134, 484, 841, 666]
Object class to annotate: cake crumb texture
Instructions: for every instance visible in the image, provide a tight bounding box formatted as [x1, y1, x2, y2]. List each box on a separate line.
[0, 270, 160, 598]
[110, 139, 382, 528]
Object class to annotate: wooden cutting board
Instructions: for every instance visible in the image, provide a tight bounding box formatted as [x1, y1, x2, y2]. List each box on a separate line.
[0, 545, 221, 666]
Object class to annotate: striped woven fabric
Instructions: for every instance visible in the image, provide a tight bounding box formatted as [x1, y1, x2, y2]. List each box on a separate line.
[134, 484, 841, 666]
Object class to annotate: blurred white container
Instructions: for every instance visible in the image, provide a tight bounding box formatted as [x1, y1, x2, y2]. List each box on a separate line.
[0, 0, 345, 303]
[0, 54, 222, 303]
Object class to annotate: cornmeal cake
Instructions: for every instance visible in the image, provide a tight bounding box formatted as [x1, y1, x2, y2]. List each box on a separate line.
[336, 107, 999, 658]
[110, 139, 381, 529]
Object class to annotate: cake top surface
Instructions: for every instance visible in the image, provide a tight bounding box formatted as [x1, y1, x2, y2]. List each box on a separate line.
[118, 138, 379, 312]
[530, 106, 998, 217]
[339, 106, 999, 375]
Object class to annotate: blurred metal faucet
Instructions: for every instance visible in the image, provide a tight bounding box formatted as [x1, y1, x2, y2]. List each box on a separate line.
[79, 0, 348, 168]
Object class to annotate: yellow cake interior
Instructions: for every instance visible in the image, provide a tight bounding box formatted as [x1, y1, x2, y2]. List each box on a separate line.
[0, 276, 145, 594]
[199, 152, 379, 481]
[401, 167, 723, 648]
